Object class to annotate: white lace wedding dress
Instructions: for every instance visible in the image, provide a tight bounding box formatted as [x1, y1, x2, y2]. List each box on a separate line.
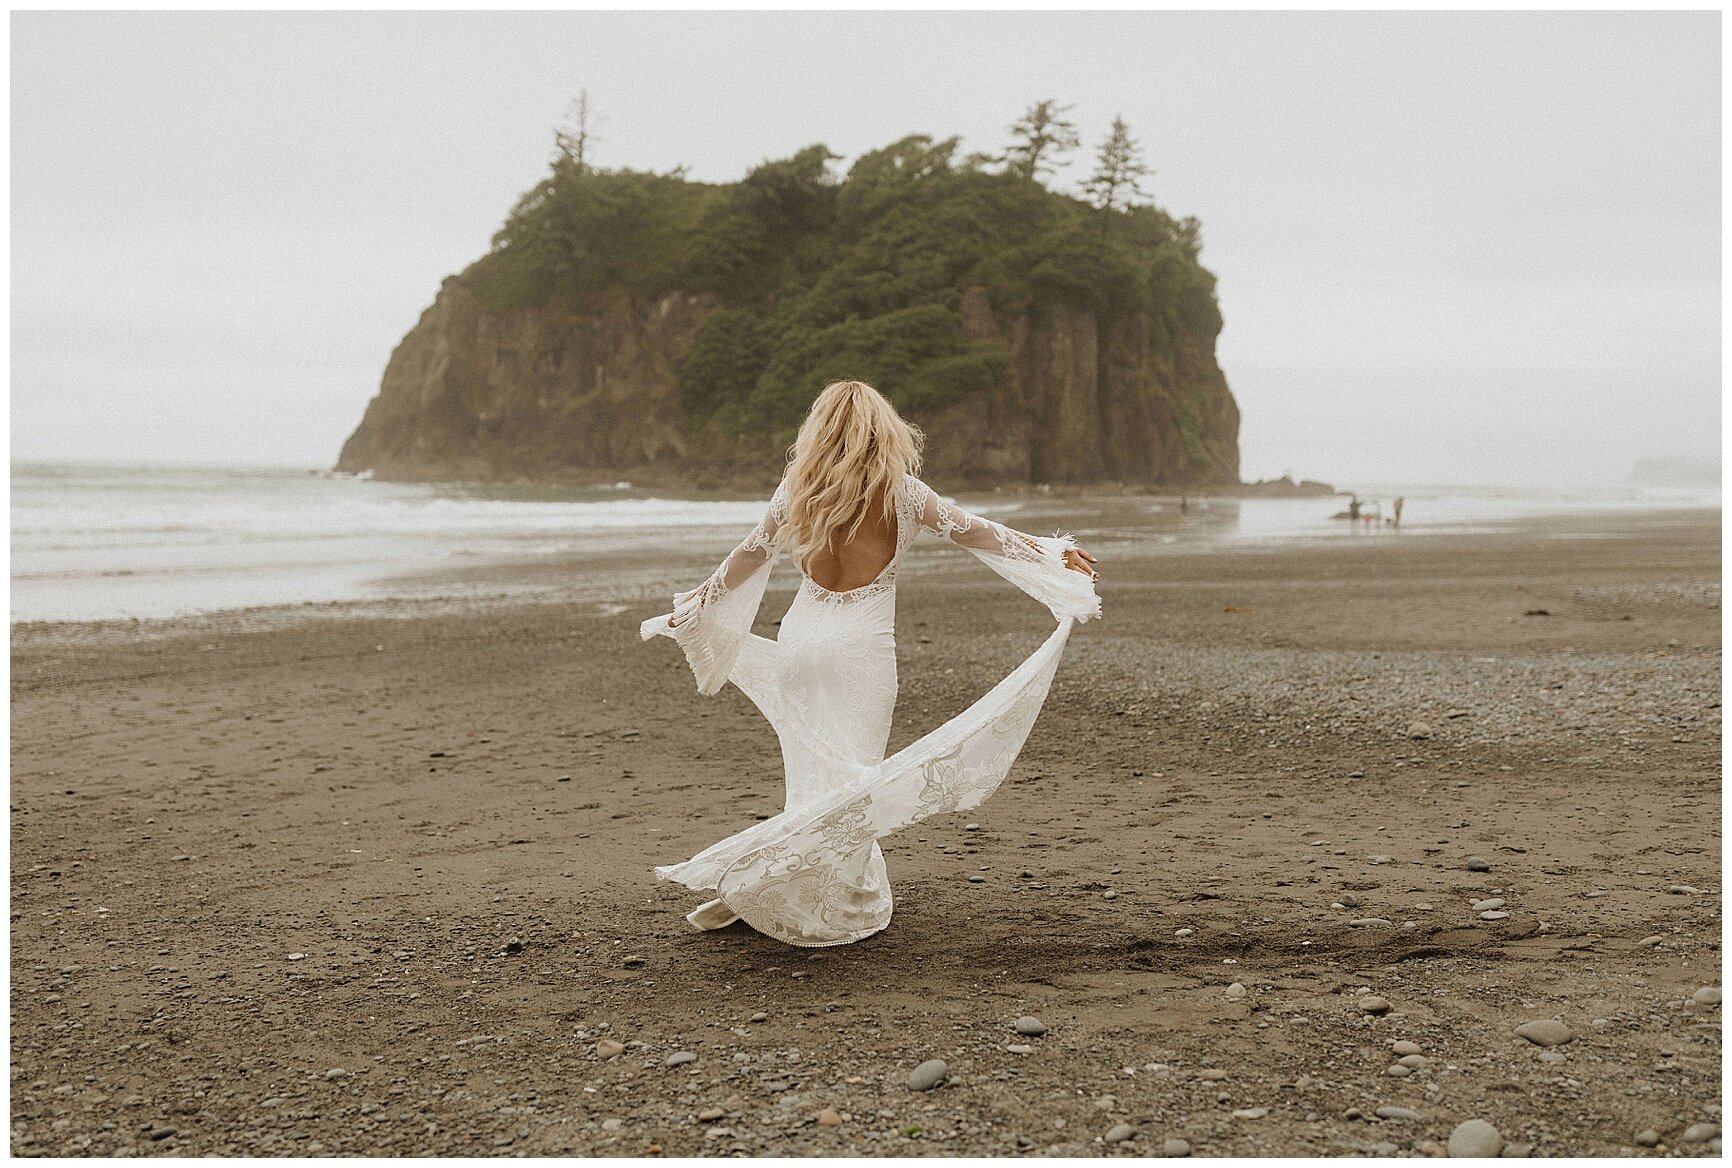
[639, 472, 1100, 947]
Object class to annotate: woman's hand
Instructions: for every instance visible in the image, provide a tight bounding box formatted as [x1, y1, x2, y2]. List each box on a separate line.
[1063, 547, 1099, 580]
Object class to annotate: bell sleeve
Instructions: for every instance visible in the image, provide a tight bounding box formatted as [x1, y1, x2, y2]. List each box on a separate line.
[640, 478, 790, 695]
[910, 476, 1101, 625]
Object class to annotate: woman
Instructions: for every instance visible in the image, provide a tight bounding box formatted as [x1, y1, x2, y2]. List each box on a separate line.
[640, 380, 1100, 946]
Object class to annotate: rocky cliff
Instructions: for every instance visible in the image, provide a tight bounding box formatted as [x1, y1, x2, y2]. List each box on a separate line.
[337, 135, 1242, 490]
[337, 277, 1239, 490]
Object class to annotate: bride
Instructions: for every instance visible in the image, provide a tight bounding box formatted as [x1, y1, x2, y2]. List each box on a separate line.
[640, 379, 1101, 946]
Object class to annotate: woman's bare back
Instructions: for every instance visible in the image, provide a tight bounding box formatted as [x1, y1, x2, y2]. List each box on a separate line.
[804, 492, 898, 593]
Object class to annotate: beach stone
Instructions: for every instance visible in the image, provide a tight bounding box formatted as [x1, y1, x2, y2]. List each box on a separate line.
[1406, 722, 1432, 739]
[1692, 986, 1721, 1006]
[665, 1051, 696, 1067]
[1682, 1123, 1720, 1144]
[907, 1059, 948, 1091]
[1385, 1064, 1411, 1078]
[324, 1067, 348, 1080]
[1471, 898, 1505, 912]
[1397, 1054, 1427, 1068]
[1104, 1123, 1135, 1144]
[1360, 996, 1393, 1015]
[1448, 1119, 1503, 1158]
[1537, 1051, 1567, 1064]
[697, 1108, 726, 1122]
[1667, 885, 1699, 895]
[1368, 854, 1394, 865]
[750, 1011, 769, 1022]
[620, 954, 646, 968]
[968, 875, 986, 883]
[600, 1118, 624, 1132]
[816, 1109, 843, 1127]
[1350, 918, 1394, 929]
[1375, 1106, 1424, 1121]
[1480, 910, 1511, 921]
[1392, 1040, 1422, 1056]
[1232, 1107, 1268, 1119]
[1500, 1141, 1532, 1157]
[1633, 1129, 1661, 1147]
[1195, 1068, 1229, 1081]
[1006, 1044, 1034, 1055]
[1014, 1015, 1048, 1036]
[595, 1039, 625, 1058]
[1513, 1019, 1573, 1047]
[1464, 856, 1492, 871]
[1162, 1137, 1192, 1156]
[1224, 982, 1247, 1001]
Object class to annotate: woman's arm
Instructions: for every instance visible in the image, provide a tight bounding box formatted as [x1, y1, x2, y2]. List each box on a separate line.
[914, 479, 1098, 578]
[669, 481, 790, 627]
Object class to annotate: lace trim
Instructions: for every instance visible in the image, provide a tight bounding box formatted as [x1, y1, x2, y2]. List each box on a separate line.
[800, 571, 898, 605]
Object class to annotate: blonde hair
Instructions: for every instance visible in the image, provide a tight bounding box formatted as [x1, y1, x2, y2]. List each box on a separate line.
[782, 380, 925, 577]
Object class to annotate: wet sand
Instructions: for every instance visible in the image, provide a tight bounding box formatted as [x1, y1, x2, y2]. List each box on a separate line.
[10, 507, 1721, 1157]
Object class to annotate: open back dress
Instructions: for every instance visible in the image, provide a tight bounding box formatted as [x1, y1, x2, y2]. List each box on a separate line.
[639, 471, 1101, 946]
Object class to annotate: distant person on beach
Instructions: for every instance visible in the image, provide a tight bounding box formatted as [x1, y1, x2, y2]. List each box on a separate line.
[1348, 496, 1361, 524]
[641, 379, 1100, 946]
[1394, 496, 1404, 528]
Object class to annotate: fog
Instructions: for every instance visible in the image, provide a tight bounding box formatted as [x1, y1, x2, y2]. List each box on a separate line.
[11, 10, 1719, 488]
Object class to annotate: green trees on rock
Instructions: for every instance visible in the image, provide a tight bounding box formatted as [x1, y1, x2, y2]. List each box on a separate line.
[463, 99, 1217, 445]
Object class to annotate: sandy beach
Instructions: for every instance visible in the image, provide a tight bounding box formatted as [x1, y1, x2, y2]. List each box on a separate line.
[10, 505, 1721, 1157]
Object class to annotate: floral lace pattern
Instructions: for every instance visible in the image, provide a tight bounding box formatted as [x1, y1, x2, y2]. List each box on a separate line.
[640, 470, 1100, 946]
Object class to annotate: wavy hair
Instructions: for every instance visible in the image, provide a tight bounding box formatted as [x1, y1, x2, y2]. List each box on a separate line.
[781, 380, 925, 578]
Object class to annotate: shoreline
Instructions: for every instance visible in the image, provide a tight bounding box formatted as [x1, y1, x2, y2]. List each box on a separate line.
[11, 503, 1720, 639]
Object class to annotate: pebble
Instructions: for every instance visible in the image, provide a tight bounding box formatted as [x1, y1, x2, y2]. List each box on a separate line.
[1007, 1044, 1034, 1055]
[1195, 1068, 1229, 1081]
[1375, 1106, 1424, 1121]
[1368, 854, 1393, 865]
[1667, 885, 1699, 895]
[1683, 1123, 1720, 1144]
[816, 1109, 843, 1127]
[1360, 997, 1392, 1015]
[1634, 1130, 1660, 1147]
[503, 937, 524, 954]
[1512, 1019, 1573, 1047]
[1350, 918, 1394, 929]
[621, 955, 646, 968]
[1232, 1108, 1268, 1119]
[1407, 721, 1432, 739]
[595, 1039, 625, 1058]
[1471, 898, 1505, 912]
[1397, 1054, 1427, 1068]
[1385, 1064, 1411, 1079]
[697, 1108, 726, 1122]
[601, 1118, 624, 1132]
[907, 1059, 948, 1091]
[1224, 982, 1247, 1001]
[968, 875, 986, 884]
[1014, 1015, 1048, 1036]
[1391, 1041, 1422, 1056]
[1692, 986, 1721, 1006]
[1537, 1051, 1567, 1064]
[1448, 1119, 1503, 1158]
[324, 1067, 348, 1081]
[750, 1011, 769, 1022]
[1103, 890, 1118, 901]
[1104, 1123, 1136, 1144]
[1480, 910, 1511, 921]
[665, 1051, 696, 1067]
[1162, 1137, 1192, 1157]
[1464, 856, 1492, 872]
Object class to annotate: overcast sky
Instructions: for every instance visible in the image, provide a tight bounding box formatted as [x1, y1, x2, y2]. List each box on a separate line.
[11, 10, 1720, 488]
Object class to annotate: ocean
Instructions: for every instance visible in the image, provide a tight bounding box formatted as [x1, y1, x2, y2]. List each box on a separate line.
[10, 460, 1720, 623]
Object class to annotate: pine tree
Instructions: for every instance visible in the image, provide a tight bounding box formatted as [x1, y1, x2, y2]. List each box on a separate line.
[1083, 115, 1152, 217]
[553, 89, 600, 173]
[1003, 99, 1081, 182]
